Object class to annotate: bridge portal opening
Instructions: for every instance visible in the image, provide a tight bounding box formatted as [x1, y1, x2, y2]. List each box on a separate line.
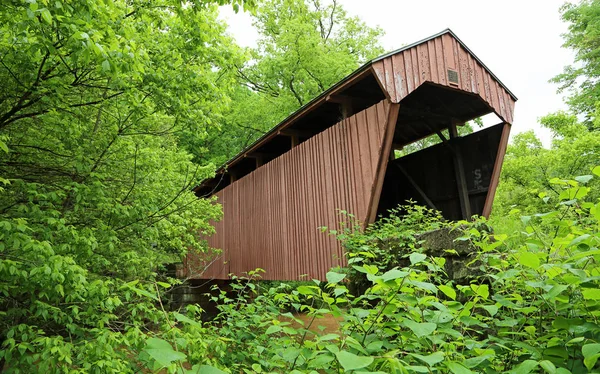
[375, 83, 508, 221]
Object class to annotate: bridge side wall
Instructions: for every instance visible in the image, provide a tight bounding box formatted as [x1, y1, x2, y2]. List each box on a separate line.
[185, 100, 397, 280]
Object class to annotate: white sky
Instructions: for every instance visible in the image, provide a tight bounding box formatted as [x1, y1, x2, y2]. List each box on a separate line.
[220, 0, 576, 146]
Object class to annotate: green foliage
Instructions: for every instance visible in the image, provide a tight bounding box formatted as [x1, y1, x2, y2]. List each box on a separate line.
[97, 170, 600, 373]
[0, 0, 252, 372]
[553, 0, 600, 126]
[493, 112, 600, 218]
[201, 0, 385, 165]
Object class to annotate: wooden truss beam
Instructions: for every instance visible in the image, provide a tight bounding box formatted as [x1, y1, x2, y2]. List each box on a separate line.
[394, 163, 437, 210]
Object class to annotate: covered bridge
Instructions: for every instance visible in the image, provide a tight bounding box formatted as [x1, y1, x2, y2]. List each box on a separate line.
[186, 29, 517, 281]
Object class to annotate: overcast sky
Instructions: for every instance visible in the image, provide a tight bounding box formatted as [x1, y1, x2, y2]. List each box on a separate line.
[220, 0, 575, 146]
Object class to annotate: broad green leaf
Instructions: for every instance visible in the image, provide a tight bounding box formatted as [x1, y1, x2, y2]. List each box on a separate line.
[566, 337, 585, 345]
[130, 286, 159, 301]
[409, 352, 444, 366]
[447, 362, 473, 374]
[410, 252, 427, 265]
[308, 353, 335, 369]
[265, 325, 282, 335]
[173, 312, 202, 328]
[555, 369, 572, 374]
[438, 284, 456, 300]
[582, 288, 600, 300]
[482, 305, 499, 316]
[191, 365, 227, 374]
[519, 252, 540, 269]
[405, 366, 429, 373]
[318, 333, 340, 341]
[574, 175, 593, 184]
[381, 268, 408, 282]
[539, 360, 556, 374]
[583, 344, 600, 369]
[470, 284, 489, 299]
[335, 351, 374, 371]
[404, 319, 437, 337]
[593, 166, 600, 177]
[143, 338, 186, 368]
[326, 271, 346, 284]
[543, 285, 568, 300]
[464, 354, 495, 368]
[40, 8, 52, 24]
[509, 360, 538, 374]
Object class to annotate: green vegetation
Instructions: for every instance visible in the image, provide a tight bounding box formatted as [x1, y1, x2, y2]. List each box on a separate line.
[200, 0, 384, 165]
[1, 0, 600, 372]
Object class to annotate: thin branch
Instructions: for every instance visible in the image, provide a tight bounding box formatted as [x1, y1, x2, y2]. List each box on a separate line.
[121, 144, 139, 204]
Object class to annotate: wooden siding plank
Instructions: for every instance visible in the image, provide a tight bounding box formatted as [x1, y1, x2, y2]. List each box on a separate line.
[403, 51, 415, 94]
[418, 42, 431, 84]
[434, 37, 446, 86]
[452, 38, 462, 90]
[391, 53, 407, 101]
[442, 33, 456, 70]
[489, 78, 500, 116]
[383, 57, 396, 102]
[427, 40, 438, 84]
[410, 48, 420, 92]
[458, 45, 470, 92]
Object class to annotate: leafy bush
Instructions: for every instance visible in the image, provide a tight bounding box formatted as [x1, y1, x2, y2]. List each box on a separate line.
[43, 167, 598, 374]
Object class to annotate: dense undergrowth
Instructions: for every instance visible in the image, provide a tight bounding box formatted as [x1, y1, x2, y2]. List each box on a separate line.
[4, 168, 599, 373]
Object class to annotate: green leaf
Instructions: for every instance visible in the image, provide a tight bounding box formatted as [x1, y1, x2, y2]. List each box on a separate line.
[410, 252, 427, 265]
[143, 338, 186, 368]
[447, 362, 474, 374]
[509, 360, 539, 374]
[403, 319, 437, 337]
[381, 268, 408, 282]
[409, 352, 444, 366]
[438, 284, 456, 300]
[308, 353, 335, 369]
[543, 285, 568, 300]
[192, 365, 227, 374]
[102, 60, 110, 72]
[40, 8, 52, 24]
[592, 166, 600, 177]
[482, 305, 499, 316]
[405, 366, 429, 373]
[582, 288, 600, 300]
[464, 354, 495, 368]
[518, 252, 540, 269]
[582, 344, 600, 370]
[335, 350, 374, 371]
[173, 312, 201, 328]
[575, 175, 593, 184]
[326, 271, 346, 284]
[539, 360, 556, 374]
[265, 325, 282, 335]
[470, 284, 489, 299]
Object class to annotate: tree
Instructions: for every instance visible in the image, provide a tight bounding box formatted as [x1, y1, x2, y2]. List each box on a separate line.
[494, 0, 600, 218]
[199, 0, 385, 165]
[552, 0, 600, 128]
[0, 0, 254, 370]
[493, 112, 600, 218]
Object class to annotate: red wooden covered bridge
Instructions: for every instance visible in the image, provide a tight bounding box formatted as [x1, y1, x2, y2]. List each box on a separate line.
[186, 29, 517, 281]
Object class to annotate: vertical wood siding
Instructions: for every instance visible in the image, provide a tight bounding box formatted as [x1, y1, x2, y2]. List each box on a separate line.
[372, 34, 515, 124]
[187, 100, 397, 280]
